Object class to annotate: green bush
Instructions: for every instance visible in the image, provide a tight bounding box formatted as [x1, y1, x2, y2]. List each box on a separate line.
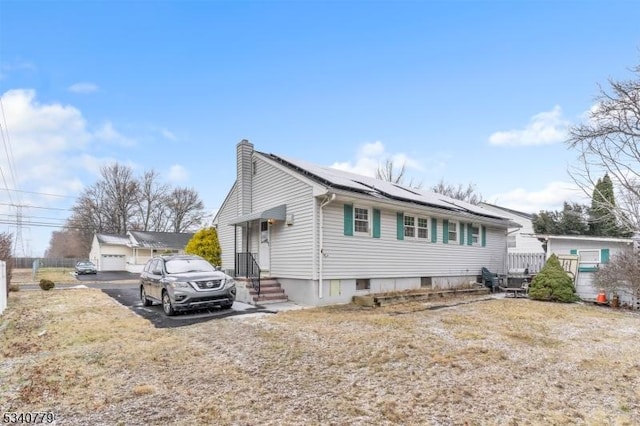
[529, 254, 578, 303]
[39, 279, 55, 291]
[185, 227, 222, 266]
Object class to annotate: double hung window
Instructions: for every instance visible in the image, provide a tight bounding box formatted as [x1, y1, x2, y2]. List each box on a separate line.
[404, 215, 429, 240]
[448, 221, 458, 243]
[404, 216, 415, 238]
[354, 207, 369, 234]
[471, 224, 480, 245]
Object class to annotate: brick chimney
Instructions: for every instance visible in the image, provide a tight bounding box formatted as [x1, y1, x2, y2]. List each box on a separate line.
[236, 139, 253, 216]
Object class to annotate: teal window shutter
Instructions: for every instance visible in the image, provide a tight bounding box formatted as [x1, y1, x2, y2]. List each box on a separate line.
[570, 249, 577, 255]
[481, 225, 486, 247]
[459, 222, 465, 245]
[396, 212, 404, 240]
[431, 218, 437, 243]
[467, 223, 473, 245]
[443, 219, 449, 244]
[343, 204, 353, 236]
[601, 248, 610, 264]
[373, 209, 381, 238]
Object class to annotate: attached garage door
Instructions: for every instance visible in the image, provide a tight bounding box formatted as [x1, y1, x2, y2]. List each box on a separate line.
[101, 254, 126, 271]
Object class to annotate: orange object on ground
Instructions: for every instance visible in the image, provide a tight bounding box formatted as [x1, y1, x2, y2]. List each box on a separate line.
[596, 289, 607, 304]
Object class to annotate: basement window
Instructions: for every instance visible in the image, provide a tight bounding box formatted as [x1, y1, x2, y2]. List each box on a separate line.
[420, 277, 432, 289]
[356, 278, 370, 291]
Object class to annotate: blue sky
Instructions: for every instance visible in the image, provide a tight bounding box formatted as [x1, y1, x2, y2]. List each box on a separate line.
[0, 1, 639, 256]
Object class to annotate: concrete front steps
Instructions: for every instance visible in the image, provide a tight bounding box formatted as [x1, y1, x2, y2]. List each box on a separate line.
[236, 277, 288, 305]
[353, 287, 491, 307]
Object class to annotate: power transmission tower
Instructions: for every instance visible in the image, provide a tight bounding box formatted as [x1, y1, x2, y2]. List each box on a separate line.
[13, 205, 25, 257]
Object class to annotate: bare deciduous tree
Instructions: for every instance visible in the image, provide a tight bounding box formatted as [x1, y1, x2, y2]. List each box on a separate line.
[594, 246, 640, 306]
[133, 170, 170, 231]
[375, 158, 422, 188]
[100, 163, 139, 234]
[567, 64, 640, 233]
[376, 159, 406, 184]
[431, 179, 483, 205]
[45, 229, 87, 258]
[52, 164, 207, 256]
[166, 187, 205, 233]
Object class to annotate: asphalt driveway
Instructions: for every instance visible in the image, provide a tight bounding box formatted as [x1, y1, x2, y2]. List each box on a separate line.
[102, 287, 275, 328]
[76, 271, 139, 282]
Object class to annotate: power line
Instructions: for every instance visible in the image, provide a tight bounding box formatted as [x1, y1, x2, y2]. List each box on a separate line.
[0, 219, 90, 230]
[0, 213, 67, 222]
[0, 97, 22, 204]
[0, 95, 24, 256]
[0, 188, 77, 199]
[0, 202, 73, 211]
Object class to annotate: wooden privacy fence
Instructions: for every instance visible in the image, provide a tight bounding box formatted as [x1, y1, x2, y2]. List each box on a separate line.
[508, 252, 545, 273]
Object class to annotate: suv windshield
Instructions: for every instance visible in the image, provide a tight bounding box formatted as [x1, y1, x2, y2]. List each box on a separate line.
[165, 258, 215, 274]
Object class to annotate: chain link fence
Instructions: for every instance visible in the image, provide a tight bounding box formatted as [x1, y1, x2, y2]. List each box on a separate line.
[13, 257, 85, 269]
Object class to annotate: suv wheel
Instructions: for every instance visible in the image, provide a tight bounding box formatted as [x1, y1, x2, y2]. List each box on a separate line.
[162, 290, 176, 316]
[140, 286, 152, 307]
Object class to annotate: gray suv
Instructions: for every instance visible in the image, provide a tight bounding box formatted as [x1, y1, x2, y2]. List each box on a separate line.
[139, 254, 236, 316]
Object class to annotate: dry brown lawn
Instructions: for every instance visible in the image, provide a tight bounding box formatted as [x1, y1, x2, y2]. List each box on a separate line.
[11, 268, 77, 285]
[1, 289, 639, 425]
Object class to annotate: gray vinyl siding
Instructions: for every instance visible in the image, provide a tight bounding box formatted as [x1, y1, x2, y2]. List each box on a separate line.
[216, 183, 239, 271]
[320, 202, 506, 279]
[252, 156, 314, 278]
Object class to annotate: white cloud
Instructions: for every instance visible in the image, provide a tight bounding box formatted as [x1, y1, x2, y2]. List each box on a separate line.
[168, 164, 189, 182]
[0, 89, 138, 255]
[95, 121, 136, 146]
[488, 106, 571, 146]
[330, 141, 423, 178]
[161, 128, 177, 141]
[1, 89, 90, 166]
[488, 181, 588, 214]
[68, 82, 99, 94]
[359, 140, 385, 157]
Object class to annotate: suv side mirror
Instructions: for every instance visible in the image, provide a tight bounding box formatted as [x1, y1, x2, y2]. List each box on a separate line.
[215, 266, 222, 271]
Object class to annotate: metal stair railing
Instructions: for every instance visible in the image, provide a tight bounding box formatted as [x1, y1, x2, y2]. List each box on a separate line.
[235, 252, 261, 296]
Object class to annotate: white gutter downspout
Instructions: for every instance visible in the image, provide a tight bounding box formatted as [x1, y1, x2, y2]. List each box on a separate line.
[319, 193, 336, 300]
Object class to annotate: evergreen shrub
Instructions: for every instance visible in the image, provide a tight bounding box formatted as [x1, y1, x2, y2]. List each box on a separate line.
[39, 279, 55, 291]
[528, 254, 579, 303]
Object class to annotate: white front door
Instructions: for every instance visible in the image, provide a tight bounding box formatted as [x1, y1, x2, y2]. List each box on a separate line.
[259, 220, 270, 272]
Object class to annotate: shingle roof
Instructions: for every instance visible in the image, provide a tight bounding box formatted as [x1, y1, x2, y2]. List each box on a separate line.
[96, 233, 131, 245]
[128, 231, 194, 249]
[479, 202, 534, 220]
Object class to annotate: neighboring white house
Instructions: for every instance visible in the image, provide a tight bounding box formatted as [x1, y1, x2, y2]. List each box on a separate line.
[213, 140, 515, 306]
[89, 231, 194, 273]
[479, 202, 543, 254]
[540, 234, 635, 304]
